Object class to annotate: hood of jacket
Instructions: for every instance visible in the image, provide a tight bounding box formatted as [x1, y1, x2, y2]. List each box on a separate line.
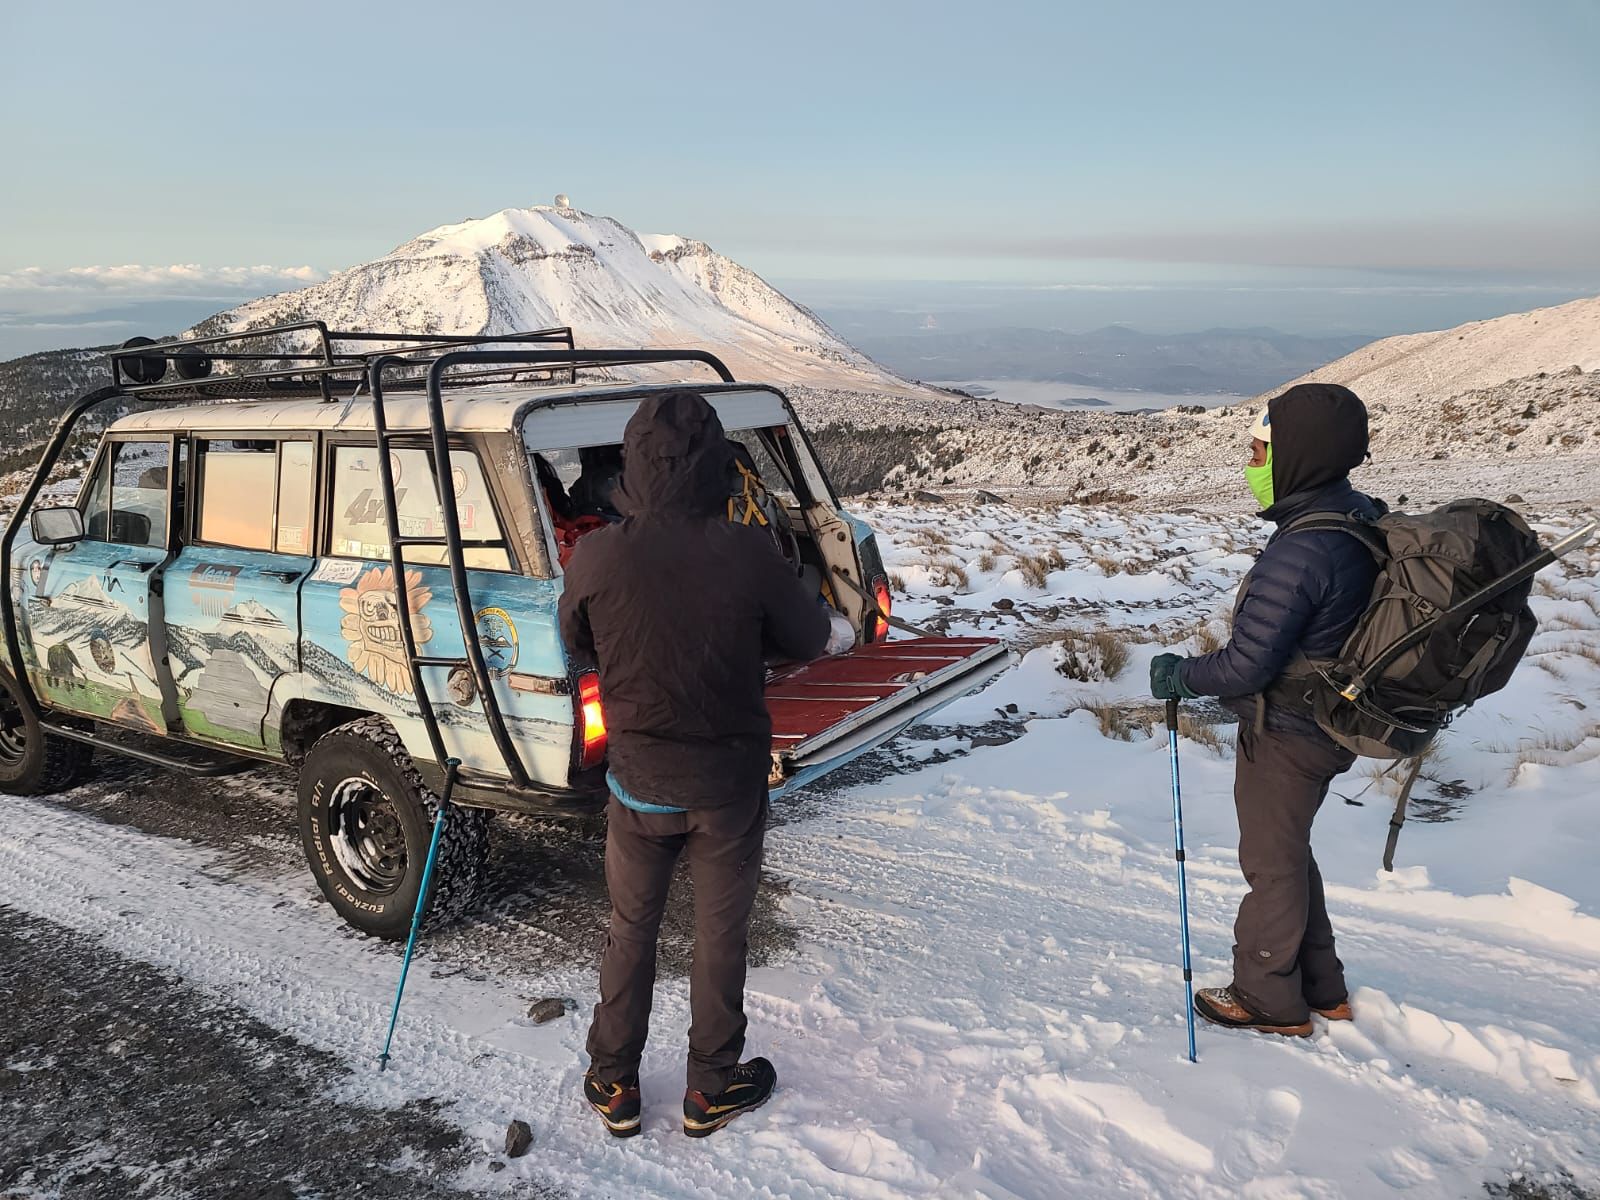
[1261, 382, 1369, 506]
[615, 389, 733, 519]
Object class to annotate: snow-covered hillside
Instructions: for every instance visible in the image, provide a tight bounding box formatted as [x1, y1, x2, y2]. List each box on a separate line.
[1255, 295, 1600, 407]
[194, 204, 923, 396]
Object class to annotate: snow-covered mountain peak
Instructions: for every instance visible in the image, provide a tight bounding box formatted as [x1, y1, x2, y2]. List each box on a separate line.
[198, 205, 924, 394]
[394, 206, 636, 262]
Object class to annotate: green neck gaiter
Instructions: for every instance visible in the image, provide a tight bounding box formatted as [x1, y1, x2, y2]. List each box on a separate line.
[1245, 445, 1275, 510]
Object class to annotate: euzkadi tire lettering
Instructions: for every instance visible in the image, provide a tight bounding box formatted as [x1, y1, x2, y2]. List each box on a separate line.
[296, 715, 488, 939]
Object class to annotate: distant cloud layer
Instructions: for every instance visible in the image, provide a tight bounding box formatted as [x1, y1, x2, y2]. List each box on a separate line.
[0, 263, 326, 306]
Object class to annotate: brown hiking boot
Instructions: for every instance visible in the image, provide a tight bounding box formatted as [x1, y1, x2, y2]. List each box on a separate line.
[1313, 1000, 1353, 1021]
[1194, 987, 1313, 1038]
[683, 1057, 776, 1138]
[583, 1070, 642, 1138]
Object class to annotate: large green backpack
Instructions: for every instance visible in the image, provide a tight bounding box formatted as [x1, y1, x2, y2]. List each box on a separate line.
[1269, 501, 1593, 869]
[1287, 500, 1545, 760]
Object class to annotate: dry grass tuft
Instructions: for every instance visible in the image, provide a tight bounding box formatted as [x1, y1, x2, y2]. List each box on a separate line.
[976, 551, 998, 574]
[1538, 640, 1600, 665]
[1172, 615, 1227, 656]
[1090, 553, 1122, 576]
[1498, 723, 1600, 779]
[928, 559, 970, 591]
[888, 571, 908, 593]
[1076, 701, 1147, 741]
[1178, 713, 1232, 755]
[1053, 630, 1132, 682]
[1017, 547, 1068, 589]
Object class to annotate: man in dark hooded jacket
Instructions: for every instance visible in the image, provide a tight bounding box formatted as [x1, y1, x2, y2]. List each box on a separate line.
[559, 389, 830, 1138]
[1149, 382, 1380, 1038]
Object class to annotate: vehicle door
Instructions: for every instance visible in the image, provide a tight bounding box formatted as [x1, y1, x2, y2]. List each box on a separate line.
[161, 437, 315, 748]
[27, 436, 180, 732]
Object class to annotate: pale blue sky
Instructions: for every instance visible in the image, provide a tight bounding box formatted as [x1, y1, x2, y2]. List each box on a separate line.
[1, 0, 1596, 354]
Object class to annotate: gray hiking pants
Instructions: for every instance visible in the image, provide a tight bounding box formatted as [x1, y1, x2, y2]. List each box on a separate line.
[1231, 726, 1356, 1023]
[586, 793, 767, 1094]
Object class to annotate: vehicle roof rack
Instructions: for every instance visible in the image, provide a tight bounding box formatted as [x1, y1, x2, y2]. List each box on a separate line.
[107, 321, 586, 402]
[107, 321, 738, 402]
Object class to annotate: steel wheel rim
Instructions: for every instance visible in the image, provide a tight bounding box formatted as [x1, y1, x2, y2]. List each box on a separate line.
[327, 777, 408, 895]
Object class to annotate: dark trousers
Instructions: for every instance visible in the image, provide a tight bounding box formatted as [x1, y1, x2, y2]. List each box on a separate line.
[1231, 726, 1356, 1023]
[586, 793, 767, 1095]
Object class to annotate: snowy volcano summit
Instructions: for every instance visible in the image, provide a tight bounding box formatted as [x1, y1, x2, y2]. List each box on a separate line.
[197, 203, 921, 394]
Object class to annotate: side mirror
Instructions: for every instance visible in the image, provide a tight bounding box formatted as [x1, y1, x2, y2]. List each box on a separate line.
[30, 506, 85, 546]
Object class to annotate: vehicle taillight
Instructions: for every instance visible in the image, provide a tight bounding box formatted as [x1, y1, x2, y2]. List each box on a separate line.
[578, 671, 607, 769]
[868, 574, 893, 642]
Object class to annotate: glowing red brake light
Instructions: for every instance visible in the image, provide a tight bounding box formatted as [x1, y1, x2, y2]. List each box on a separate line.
[578, 671, 607, 769]
[868, 575, 893, 642]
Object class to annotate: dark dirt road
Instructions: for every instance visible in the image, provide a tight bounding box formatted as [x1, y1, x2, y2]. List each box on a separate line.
[0, 906, 559, 1200]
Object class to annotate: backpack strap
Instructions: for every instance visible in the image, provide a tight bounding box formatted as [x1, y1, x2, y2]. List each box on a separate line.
[728, 460, 771, 528]
[1278, 509, 1388, 559]
[1382, 755, 1426, 872]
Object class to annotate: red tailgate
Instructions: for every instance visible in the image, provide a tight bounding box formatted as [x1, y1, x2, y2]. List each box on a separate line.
[765, 637, 1008, 778]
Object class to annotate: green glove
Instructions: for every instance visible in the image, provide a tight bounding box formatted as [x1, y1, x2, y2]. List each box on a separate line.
[1149, 653, 1197, 700]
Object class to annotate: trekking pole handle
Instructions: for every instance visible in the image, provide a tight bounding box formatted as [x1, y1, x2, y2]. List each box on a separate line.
[1165, 697, 1179, 733]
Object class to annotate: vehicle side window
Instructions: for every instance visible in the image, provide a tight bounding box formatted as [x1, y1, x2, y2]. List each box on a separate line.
[196, 440, 276, 550]
[328, 444, 512, 571]
[81, 440, 170, 547]
[194, 439, 316, 553]
[276, 441, 315, 554]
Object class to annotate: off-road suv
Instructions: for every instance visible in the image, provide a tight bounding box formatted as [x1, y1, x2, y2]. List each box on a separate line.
[0, 324, 1006, 936]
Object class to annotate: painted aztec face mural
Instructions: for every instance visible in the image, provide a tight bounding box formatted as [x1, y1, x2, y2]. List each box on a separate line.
[339, 565, 433, 694]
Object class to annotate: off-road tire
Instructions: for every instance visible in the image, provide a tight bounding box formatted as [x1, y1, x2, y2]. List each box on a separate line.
[0, 667, 93, 795]
[297, 716, 490, 939]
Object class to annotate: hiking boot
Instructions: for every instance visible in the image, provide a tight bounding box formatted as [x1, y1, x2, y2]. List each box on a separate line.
[1194, 987, 1313, 1038]
[583, 1070, 642, 1138]
[682, 1057, 776, 1138]
[1313, 999, 1353, 1021]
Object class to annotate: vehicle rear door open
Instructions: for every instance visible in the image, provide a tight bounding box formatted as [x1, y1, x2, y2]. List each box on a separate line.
[764, 636, 1008, 795]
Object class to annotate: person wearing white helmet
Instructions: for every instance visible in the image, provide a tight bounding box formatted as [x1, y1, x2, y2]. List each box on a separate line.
[1149, 382, 1379, 1037]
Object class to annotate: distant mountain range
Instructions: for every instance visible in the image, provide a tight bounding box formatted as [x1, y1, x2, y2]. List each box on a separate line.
[853, 325, 1372, 397]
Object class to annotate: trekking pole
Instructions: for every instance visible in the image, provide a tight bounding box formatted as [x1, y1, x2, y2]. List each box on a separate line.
[1165, 699, 1198, 1064]
[378, 756, 461, 1072]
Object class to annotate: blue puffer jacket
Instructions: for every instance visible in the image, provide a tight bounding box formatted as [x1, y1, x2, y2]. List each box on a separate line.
[1180, 478, 1381, 736]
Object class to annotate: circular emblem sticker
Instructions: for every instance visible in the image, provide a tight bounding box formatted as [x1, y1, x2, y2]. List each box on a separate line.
[475, 607, 518, 678]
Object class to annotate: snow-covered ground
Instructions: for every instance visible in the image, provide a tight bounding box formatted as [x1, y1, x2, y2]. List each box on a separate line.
[3, 499, 1598, 1199]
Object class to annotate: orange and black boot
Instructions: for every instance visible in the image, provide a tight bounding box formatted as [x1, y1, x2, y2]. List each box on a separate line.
[682, 1057, 776, 1138]
[1194, 987, 1313, 1037]
[583, 1070, 642, 1138]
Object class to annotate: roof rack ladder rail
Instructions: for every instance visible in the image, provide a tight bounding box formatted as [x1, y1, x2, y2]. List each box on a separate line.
[312, 319, 335, 401]
[0, 385, 125, 716]
[366, 359, 455, 773]
[417, 354, 532, 787]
